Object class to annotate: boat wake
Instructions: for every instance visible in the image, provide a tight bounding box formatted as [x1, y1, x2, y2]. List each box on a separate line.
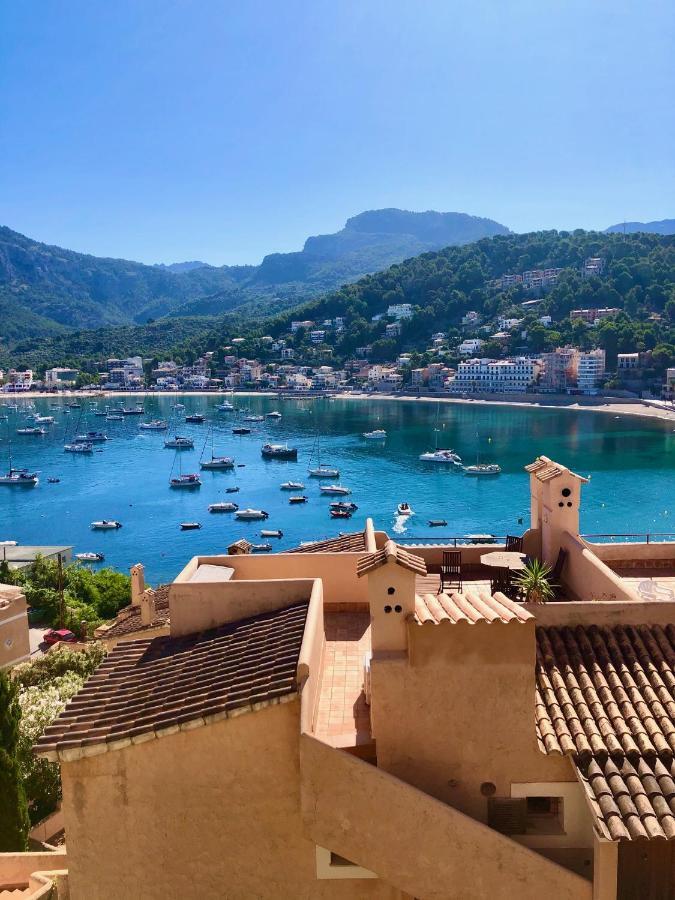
[392, 513, 413, 534]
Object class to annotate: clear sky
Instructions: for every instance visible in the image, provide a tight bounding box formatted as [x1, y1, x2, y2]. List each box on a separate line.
[1, 0, 674, 266]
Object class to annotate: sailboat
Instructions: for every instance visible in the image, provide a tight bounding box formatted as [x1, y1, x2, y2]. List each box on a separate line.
[419, 404, 462, 464]
[169, 450, 202, 489]
[463, 432, 501, 476]
[0, 434, 39, 486]
[308, 432, 339, 478]
[200, 426, 235, 470]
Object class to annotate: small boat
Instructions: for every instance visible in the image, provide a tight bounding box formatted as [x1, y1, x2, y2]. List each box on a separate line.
[251, 543, 272, 553]
[47, 477, 60, 484]
[289, 495, 308, 504]
[200, 456, 235, 470]
[235, 508, 269, 521]
[75, 552, 105, 561]
[164, 436, 194, 449]
[93, 410, 108, 417]
[363, 429, 386, 440]
[172, 402, 186, 410]
[185, 414, 205, 424]
[64, 442, 94, 453]
[32, 415, 55, 425]
[208, 502, 239, 513]
[0, 468, 39, 486]
[397, 502, 413, 516]
[16, 427, 46, 435]
[330, 501, 358, 512]
[266, 411, 282, 419]
[281, 481, 305, 490]
[463, 464, 501, 476]
[225, 486, 240, 494]
[91, 520, 122, 530]
[428, 519, 448, 527]
[320, 484, 351, 495]
[140, 420, 168, 431]
[243, 414, 264, 422]
[261, 443, 298, 460]
[308, 465, 339, 478]
[216, 401, 234, 412]
[67, 402, 81, 409]
[122, 406, 144, 415]
[106, 414, 124, 421]
[331, 509, 352, 519]
[232, 427, 251, 435]
[74, 431, 107, 443]
[464, 534, 497, 544]
[261, 529, 283, 538]
[180, 522, 202, 530]
[419, 449, 462, 464]
[169, 473, 202, 489]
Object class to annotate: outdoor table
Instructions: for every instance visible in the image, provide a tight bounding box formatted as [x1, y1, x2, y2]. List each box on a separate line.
[480, 550, 527, 571]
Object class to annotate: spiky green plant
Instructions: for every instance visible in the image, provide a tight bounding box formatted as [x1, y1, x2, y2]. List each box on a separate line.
[514, 559, 555, 604]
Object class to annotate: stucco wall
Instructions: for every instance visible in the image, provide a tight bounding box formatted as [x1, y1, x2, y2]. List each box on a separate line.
[560, 532, 639, 603]
[60, 702, 398, 900]
[0, 585, 30, 669]
[371, 620, 573, 822]
[589, 540, 675, 569]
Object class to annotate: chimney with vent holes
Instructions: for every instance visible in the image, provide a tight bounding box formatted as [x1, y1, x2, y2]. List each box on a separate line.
[140, 588, 156, 626]
[130, 564, 145, 607]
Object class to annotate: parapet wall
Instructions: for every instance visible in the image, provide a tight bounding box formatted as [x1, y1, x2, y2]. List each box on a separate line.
[588, 540, 675, 571]
[560, 532, 640, 603]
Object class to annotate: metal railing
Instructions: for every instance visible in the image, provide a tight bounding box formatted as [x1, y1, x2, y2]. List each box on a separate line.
[394, 535, 506, 547]
[581, 533, 675, 544]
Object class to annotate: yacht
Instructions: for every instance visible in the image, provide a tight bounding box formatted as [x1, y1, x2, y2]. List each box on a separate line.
[32, 415, 55, 425]
[463, 463, 501, 476]
[363, 429, 386, 440]
[200, 455, 235, 470]
[330, 501, 358, 512]
[261, 443, 298, 460]
[90, 520, 122, 530]
[266, 411, 282, 419]
[164, 436, 194, 449]
[320, 484, 351, 496]
[16, 426, 46, 435]
[308, 465, 340, 478]
[261, 529, 283, 538]
[216, 401, 235, 412]
[419, 449, 462, 464]
[280, 481, 305, 490]
[288, 495, 308, 504]
[232, 427, 251, 435]
[0, 468, 39, 486]
[208, 502, 239, 513]
[185, 413, 205, 424]
[122, 406, 144, 415]
[235, 508, 269, 521]
[64, 442, 94, 453]
[75, 552, 105, 562]
[172, 402, 186, 410]
[252, 543, 272, 553]
[73, 431, 107, 443]
[106, 413, 124, 421]
[169, 473, 202, 489]
[139, 420, 168, 431]
[243, 414, 264, 422]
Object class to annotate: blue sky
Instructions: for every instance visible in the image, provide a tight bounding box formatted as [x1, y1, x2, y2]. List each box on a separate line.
[1, 0, 673, 266]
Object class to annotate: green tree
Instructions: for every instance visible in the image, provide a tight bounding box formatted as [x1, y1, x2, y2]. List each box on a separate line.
[0, 672, 30, 850]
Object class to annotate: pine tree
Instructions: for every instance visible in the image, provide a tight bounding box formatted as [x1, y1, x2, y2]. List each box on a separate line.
[0, 671, 30, 851]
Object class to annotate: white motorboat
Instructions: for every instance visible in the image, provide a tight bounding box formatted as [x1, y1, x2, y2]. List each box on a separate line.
[261, 529, 283, 538]
[252, 543, 272, 553]
[164, 436, 194, 449]
[235, 508, 269, 521]
[200, 456, 235, 470]
[16, 426, 46, 435]
[122, 406, 144, 415]
[216, 401, 234, 412]
[280, 481, 305, 490]
[32, 415, 55, 425]
[363, 429, 386, 440]
[169, 473, 202, 489]
[185, 414, 205, 424]
[266, 411, 282, 419]
[320, 484, 351, 496]
[140, 420, 168, 431]
[463, 464, 501, 476]
[75, 552, 105, 562]
[208, 502, 239, 513]
[74, 431, 107, 443]
[243, 415, 264, 422]
[106, 414, 124, 421]
[397, 502, 413, 516]
[91, 520, 122, 530]
[419, 449, 462, 464]
[308, 465, 339, 478]
[64, 442, 94, 453]
[172, 402, 186, 410]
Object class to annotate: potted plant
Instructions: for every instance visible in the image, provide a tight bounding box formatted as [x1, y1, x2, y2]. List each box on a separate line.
[514, 559, 555, 604]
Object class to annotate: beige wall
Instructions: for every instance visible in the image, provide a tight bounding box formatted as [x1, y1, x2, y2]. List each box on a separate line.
[300, 733, 591, 900]
[589, 540, 675, 568]
[60, 701, 398, 900]
[0, 584, 30, 669]
[371, 620, 573, 822]
[560, 532, 639, 603]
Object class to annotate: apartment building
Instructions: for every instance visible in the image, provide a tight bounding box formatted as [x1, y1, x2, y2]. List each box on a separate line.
[450, 357, 539, 393]
[368, 366, 403, 390]
[291, 320, 315, 333]
[582, 257, 605, 278]
[458, 338, 485, 356]
[386, 303, 413, 320]
[570, 308, 619, 325]
[27, 455, 675, 899]
[540, 347, 579, 392]
[104, 357, 144, 390]
[310, 330, 326, 344]
[576, 349, 606, 394]
[1, 369, 34, 392]
[44, 367, 79, 389]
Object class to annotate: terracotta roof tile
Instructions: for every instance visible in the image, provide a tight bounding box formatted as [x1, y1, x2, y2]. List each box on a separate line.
[525, 456, 588, 483]
[357, 541, 427, 577]
[287, 532, 367, 554]
[536, 623, 675, 840]
[414, 589, 534, 625]
[101, 586, 170, 639]
[35, 600, 309, 762]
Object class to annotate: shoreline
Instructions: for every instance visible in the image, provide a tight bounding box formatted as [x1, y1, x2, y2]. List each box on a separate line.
[5, 388, 675, 425]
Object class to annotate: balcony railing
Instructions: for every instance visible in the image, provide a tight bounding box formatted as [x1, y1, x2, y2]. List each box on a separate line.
[394, 535, 505, 546]
[581, 533, 675, 544]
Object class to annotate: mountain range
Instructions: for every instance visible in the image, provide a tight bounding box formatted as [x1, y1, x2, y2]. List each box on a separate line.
[605, 219, 675, 235]
[0, 209, 509, 344]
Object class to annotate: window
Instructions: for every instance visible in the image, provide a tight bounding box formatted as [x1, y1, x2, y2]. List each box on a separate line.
[315, 847, 376, 880]
[488, 796, 565, 836]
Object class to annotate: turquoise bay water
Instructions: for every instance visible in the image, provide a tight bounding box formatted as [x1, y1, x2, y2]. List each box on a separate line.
[1, 395, 674, 584]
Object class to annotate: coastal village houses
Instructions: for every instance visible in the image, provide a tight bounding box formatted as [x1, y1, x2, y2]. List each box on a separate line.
[4, 456, 675, 897]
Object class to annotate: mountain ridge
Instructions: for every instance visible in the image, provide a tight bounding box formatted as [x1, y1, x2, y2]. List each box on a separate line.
[605, 219, 675, 235]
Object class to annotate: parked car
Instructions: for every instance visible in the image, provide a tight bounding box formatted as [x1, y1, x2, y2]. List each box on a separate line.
[43, 628, 77, 646]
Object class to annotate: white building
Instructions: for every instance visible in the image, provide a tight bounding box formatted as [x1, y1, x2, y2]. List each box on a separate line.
[1, 370, 34, 392]
[309, 330, 326, 344]
[498, 317, 523, 331]
[385, 322, 402, 338]
[576, 349, 605, 394]
[44, 367, 79, 388]
[450, 357, 540, 394]
[458, 338, 485, 356]
[617, 353, 639, 370]
[280, 348, 296, 360]
[290, 320, 314, 333]
[461, 311, 480, 326]
[386, 303, 413, 320]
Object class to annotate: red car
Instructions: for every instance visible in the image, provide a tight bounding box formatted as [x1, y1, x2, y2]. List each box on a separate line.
[43, 628, 77, 646]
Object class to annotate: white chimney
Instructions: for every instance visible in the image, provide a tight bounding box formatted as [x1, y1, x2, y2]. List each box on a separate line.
[140, 588, 156, 626]
[130, 564, 145, 607]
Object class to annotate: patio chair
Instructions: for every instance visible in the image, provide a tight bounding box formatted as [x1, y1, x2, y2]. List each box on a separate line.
[638, 580, 675, 602]
[490, 567, 513, 598]
[439, 550, 462, 594]
[505, 535, 524, 553]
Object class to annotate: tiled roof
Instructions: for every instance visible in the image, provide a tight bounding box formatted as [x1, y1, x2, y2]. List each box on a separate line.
[101, 586, 170, 639]
[357, 541, 427, 577]
[35, 600, 309, 762]
[415, 589, 534, 625]
[525, 456, 589, 483]
[287, 531, 367, 554]
[536, 623, 675, 841]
